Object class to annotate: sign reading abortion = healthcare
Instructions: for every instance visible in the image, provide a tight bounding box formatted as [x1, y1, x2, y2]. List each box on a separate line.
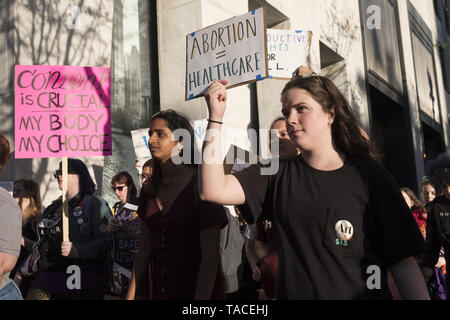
[186, 7, 268, 100]
[267, 29, 312, 79]
[15, 65, 111, 158]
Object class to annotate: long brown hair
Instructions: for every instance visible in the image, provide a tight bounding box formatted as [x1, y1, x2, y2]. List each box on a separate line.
[13, 179, 43, 222]
[281, 75, 376, 159]
[400, 187, 424, 211]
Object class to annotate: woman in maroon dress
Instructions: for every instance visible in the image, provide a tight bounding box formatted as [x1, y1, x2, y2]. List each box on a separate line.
[126, 110, 227, 300]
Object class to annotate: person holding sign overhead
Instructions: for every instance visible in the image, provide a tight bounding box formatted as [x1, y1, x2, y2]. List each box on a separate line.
[126, 110, 227, 300]
[199, 67, 430, 299]
[27, 158, 112, 300]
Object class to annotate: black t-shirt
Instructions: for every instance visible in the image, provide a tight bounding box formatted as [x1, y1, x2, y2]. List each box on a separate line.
[233, 155, 426, 299]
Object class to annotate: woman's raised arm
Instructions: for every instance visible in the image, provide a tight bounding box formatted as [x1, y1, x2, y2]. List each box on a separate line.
[199, 80, 245, 206]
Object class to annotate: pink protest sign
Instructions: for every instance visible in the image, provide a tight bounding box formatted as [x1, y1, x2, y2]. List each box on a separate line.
[15, 65, 111, 158]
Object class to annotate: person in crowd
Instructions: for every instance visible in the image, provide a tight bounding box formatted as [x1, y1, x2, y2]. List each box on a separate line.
[106, 171, 140, 298]
[139, 159, 154, 186]
[0, 134, 23, 300]
[399, 187, 446, 299]
[136, 158, 154, 187]
[26, 158, 112, 300]
[244, 117, 297, 299]
[421, 152, 450, 300]
[126, 109, 227, 300]
[421, 179, 437, 205]
[401, 187, 427, 237]
[108, 171, 139, 232]
[199, 67, 429, 299]
[10, 179, 43, 297]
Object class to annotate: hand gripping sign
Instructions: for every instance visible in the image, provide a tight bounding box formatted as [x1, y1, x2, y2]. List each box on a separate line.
[15, 65, 111, 241]
[186, 7, 268, 100]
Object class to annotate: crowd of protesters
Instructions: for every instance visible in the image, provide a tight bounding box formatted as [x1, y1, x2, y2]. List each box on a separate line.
[1, 66, 449, 300]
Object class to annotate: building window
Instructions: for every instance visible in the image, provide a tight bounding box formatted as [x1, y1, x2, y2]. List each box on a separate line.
[361, 0, 403, 95]
[103, 0, 158, 206]
[409, 3, 441, 126]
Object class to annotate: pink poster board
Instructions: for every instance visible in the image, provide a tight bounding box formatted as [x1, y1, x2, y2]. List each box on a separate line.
[15, 65, 111, 159]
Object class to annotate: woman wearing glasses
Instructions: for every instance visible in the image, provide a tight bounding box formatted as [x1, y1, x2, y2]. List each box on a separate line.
[126, 110, 227, 300]
[106, 171, 140, 298]
[108, 172, 139, 233]
[199, 68, 429, 299]
[26, 158, 112, 300]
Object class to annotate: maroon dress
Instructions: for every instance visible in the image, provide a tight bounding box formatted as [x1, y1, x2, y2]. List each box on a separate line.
[138, 178, 227, 300]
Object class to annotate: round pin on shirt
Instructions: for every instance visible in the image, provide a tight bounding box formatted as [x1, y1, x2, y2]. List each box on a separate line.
[335, 220, 354, 241]
[77, 218, 84, 224]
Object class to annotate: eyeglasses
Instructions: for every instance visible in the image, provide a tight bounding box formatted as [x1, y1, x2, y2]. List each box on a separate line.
[298, 71, 333, 102]
[111, 185, 127, 192]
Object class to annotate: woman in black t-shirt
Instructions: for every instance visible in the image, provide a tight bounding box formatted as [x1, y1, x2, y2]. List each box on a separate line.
[199, 67, 429, 299]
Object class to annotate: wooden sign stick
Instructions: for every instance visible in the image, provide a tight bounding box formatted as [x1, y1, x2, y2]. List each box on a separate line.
[62, 157, 69, 242]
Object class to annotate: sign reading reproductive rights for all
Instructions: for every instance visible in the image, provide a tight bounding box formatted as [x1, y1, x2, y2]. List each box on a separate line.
[15, 65, 111, 158]
[186, 7, 268, 100]
[267, 29, 312, 79]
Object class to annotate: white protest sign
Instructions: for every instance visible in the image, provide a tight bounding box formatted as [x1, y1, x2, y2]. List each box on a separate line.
[267, 29, 312, 79]
[186, 7, 268, 100]
[130, 128, 151, 173]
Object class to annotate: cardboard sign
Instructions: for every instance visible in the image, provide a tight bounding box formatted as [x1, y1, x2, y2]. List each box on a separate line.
[186, 7, 268, 100]
[131, 128, 152, 162]
[267, 29, 312, 79]
[14, 65, 111, 158]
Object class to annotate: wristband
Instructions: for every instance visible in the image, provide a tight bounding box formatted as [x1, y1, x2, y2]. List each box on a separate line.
[208, 119, 223, 125]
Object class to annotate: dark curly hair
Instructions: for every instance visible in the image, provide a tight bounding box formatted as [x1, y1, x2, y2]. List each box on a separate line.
[281, 75, 376, 159]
